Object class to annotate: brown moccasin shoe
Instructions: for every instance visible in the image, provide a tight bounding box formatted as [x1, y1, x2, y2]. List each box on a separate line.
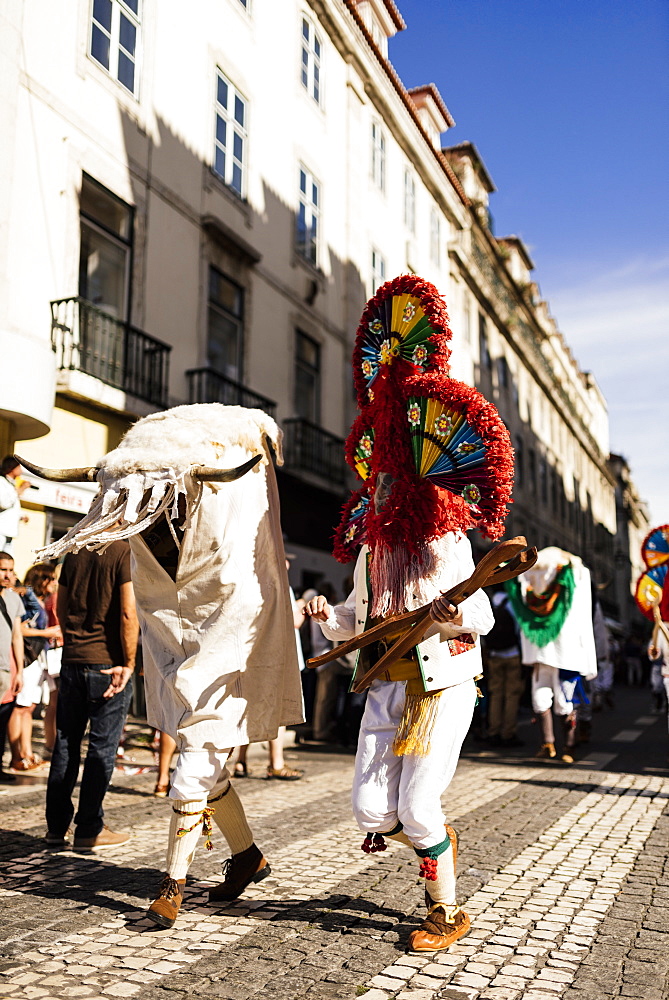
[147, 875, 186, 928]
[208, 843, 271, 903]
[408, 905, 471, 954]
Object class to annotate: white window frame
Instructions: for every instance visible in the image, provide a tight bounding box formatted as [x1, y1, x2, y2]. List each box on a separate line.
[297, 165, 321, 266]
[404, 169, 416, 234]
[89, 0, 141, 97]
[430, 208, 440, 265]
[371, 248, 386, 293]
[300, 15, 322, 105]
[371, 120, 386, 191]
[214, 69, 248, 198]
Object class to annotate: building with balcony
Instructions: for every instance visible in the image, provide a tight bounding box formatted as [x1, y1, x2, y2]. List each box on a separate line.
[1, 0, 644, 612]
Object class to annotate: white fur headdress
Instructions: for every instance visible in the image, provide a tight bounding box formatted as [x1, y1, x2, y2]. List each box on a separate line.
[38, 404, 282, 559]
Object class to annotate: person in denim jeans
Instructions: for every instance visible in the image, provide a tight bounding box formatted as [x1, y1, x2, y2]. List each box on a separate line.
[45, 542, 138, 850]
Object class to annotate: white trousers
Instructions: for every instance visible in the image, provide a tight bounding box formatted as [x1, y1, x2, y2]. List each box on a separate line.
[352, 677, 476, 851]
[531, 663, 576, 716]
[169, 749, 231, 801]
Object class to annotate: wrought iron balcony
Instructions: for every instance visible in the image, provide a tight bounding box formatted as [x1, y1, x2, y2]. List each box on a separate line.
[51, 297, 171, 408]
[282, 418, 346, 486]
[186, 368, 277, 418]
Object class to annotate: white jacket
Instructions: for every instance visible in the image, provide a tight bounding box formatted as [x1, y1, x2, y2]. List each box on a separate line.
[0, 477, 20, 540]
[319, 535, 494, 692]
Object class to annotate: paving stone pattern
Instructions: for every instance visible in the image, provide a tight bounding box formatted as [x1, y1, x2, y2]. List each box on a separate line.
[0, 744, 668, 999]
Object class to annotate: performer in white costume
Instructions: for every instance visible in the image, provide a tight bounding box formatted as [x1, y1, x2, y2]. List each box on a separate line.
[27, 405, 303, 927]
[506, 546, 596, 763]
[305, 274, 514, 953]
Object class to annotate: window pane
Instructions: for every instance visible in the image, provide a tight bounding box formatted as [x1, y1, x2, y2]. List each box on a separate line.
[299, 170, 306, 194]
[233, 132, 243, 161]
[311, 182, 318, 206]
[234, 95, 245, 127]
[91, 24, 110, 69]
[231, 163, 242, 194]
[122, 0, 139, 14]
[314, 37, 321, 57]
[214, 146, 226, 178]
[301, 47, 309, 68]
[119, 14, 136, 56]
[117, 51, 135, 92]
[313, 84, 319, 102]
[79, 221, 128, 318]
[93, 0, 112, 32]
[208, 308, 242, 381]
[215, 115, 227, 146]
[80, 176, 131, 239]
[210, 270, 242, 315]
[302, 18, 309, 39]
[217, 75, 228, 109]
[302, 68, 308, 88]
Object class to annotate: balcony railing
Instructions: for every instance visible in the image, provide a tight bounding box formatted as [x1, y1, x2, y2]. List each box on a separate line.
[282, 418, 346, 486]
[187, 368, 277, 418]
[51, 297, 171, 408]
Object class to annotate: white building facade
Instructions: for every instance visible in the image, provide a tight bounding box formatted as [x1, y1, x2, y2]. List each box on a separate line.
[1, 0, 628, 614]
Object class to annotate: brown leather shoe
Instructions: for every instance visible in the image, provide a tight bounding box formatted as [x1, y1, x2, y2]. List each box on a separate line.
[208, 843, 271, 903]
[408, 905, 471, 954]
[147, 875, 186, 928]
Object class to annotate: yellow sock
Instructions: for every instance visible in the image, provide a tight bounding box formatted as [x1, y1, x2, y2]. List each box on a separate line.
[210, 781, 254, 855]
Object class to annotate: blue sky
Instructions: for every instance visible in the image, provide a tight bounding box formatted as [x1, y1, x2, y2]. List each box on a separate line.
[389, 0, 669, 526]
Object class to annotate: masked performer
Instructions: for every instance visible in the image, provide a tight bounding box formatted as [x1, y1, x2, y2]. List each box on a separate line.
[506, 546, 596, 763]
[305, 275, 513, 954]
[29, 405, 303, 927]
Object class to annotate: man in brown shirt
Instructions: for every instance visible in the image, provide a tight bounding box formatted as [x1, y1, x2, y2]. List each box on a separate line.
[45, 541, 139, 850]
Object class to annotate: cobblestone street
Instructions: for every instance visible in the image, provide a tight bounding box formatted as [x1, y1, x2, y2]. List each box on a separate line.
[1, 688, 668, 1000]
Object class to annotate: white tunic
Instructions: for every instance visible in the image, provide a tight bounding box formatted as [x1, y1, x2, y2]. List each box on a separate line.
[518, 547, 597, 679]
[131, 446, 304, 751]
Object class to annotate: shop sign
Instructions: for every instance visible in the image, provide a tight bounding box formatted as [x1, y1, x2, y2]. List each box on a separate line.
[22, 475, 98, 514]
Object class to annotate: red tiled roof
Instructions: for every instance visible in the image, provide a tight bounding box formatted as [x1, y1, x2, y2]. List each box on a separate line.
[407, 84, 455, 129]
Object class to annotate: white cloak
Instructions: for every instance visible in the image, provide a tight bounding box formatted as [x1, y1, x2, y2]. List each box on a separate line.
[130, 439, 304, 751]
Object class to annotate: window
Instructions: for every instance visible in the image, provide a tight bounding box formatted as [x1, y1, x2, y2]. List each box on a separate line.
[214, 70, 247, 197]
[497, 355, 509, 389]
[463, 293, 471, 342]
[79, 174, 133, 319]
[301, 16, 322, 104]
[297, 166, 320, 265]
[371, 248, 386, 293]
[89, 0, 140, 95]
[539, 457, 548, 503]
[295, 330, 320, 423]
[528, 447, 537, 495]
[404, 170, 416, 233]
[208, 268, 244, 382]
[478, 313, 491, 369]
[430, 209, 440, 265]
[514, 435, 524, 488]
[371, 120, 385, 191]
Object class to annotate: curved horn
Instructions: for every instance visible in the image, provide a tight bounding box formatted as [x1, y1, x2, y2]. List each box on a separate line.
[15, 455, 99, 483]
[192, 454, 263, 482]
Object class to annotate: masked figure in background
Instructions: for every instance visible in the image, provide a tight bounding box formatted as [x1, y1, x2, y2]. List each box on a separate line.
[28, 405, 303, 927]
[306, 275, 513, 954]
[506, 546, 596, 763]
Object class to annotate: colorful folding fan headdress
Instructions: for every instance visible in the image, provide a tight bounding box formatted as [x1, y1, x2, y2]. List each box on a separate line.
[334, 274, 514, 616]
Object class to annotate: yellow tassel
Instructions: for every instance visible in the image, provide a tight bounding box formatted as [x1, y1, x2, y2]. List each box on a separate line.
[392, 678, 443, 757]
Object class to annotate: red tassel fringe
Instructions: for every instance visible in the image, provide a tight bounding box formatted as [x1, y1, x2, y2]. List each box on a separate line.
[419, 857, 439, 881]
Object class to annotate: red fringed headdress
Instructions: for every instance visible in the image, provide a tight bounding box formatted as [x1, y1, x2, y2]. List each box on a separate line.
[334, 275, 514, 616]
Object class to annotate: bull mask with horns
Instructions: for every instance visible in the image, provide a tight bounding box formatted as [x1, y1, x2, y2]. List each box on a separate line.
[24, 403, 281, 561]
